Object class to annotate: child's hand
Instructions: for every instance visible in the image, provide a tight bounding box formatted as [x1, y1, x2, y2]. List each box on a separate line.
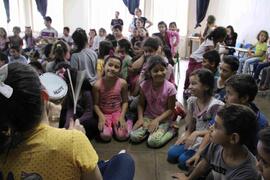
[148, 119, 159, 133]
[119, 117, 127, 129]
[133, 118, 144, 130]
[184, 131, 198, 148]
[171, 173, 189, 180]
[175, 132, 189, 145]
[186, 152, 201, 167]
[68, 118, 86, 134]
[98, 116, 106, 132]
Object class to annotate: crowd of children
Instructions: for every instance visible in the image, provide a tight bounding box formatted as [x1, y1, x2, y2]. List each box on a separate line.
[0, 10, 270, 180]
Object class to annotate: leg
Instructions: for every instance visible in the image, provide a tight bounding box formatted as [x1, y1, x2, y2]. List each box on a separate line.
[167, 144, 186, 163]
[242, 57, 260, 74]
[238, 57, 249, 73]
[254, 62, 270, 80]
[178, 149, 196, 170]
[98, 153, 135, 180]
[100, 114, 114, 141]
[113, 112, 133, 141]
[147, 123, 174, 148]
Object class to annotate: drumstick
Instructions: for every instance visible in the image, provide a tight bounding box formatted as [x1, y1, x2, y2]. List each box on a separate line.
[67, 69, 76, 115]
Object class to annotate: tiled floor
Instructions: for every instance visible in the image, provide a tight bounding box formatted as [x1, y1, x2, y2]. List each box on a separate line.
[91, 59, 270, 180]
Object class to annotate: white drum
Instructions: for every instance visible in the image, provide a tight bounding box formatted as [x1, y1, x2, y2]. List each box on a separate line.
[39, 72, 68, 101]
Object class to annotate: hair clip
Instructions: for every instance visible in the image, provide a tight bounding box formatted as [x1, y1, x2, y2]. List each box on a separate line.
[0, 64, 13, 98]
[56, 44, 62, 48]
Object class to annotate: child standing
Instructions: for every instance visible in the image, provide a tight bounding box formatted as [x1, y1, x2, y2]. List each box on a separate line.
[173, 104, 259, 179]
[167, 69, 224, 170]
[8, 26, 23, 48]
[92, 28, 107, 52]
[239, 30, 268, 74]
[183, 27, 227, 98]
[130, 55, 177, 148]
[93, 54, 132, 141]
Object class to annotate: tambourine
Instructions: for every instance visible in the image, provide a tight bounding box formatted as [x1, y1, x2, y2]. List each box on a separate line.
[39, 72, 68, 101]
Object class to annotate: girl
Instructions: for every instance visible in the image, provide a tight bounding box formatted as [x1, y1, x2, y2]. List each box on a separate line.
[131, 28, 142, 47]
[138, 27, 149, 40]
[0, 27, 9, 53]
[8, 26, 23, 48]
[0, 62, 135, 180]
[23, 26, 36, 51]
[257, 127, 270, 180]
[183, 26, 227, 98]
[239, 30, 269, 74]
[93, 54, 132, 141]
[117, 39, 134, 79]
[223, 25, 238, 55]
[167, 69, 224, 170]
[152, 21, 180, 57]
[46, 40, 70, 72]
[129, 8, 153, 32]
[92, 28, 107, 52]
[130, 55, 177, 148]
[97, 40, 113, 78]
[88, 28, 97, 48]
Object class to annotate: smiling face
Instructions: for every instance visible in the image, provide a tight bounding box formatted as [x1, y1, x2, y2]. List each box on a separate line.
[188, 75, 208, 97]
[104, 58, 121, 78]
[150, 64, 167, 84]
[257, 141, 270, 179]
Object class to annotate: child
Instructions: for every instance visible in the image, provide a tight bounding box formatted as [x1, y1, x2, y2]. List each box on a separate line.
[201, 15, 216, 40]
[117, 39, 134, 79]
[40, 16, 58, 39]
[97, 40, 113, 78]
[130, 8, 153, 30]
[112, 25, 126, 41]
[93, 54, 132, 141]
[215, 55, 239, 102]
[88, 29, 97, 48]
[202, 50, 220, 78]
[183, 27, 227, 98]
[0, 27, 9, 53]
[23, 26, 36, 51]
[46, 40, 70, 72]
[8, 26, 23, 48]
[172, 104, 259, 179]
[9, 45, 28, 64]
[223, 25, 238, 55]
[258, 66, 270, 91]
[0, 62, 135, 180]
[92, 28, 107, 52]
[167, 69, 224, 170]
[61, 26, 73, 46]
[225, 74, 268, 129]
[152, 21, 180, 57]
[131, 28, 142, 47]
[257, 127, 270, 180]
[239, 30, 269, 74]
[0, 52, 8, 67]
[169, 22, 179, 32]
[130, 55, 177, 148]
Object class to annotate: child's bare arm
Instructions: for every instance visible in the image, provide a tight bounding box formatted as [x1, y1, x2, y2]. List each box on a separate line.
[119, 80, 128, 124]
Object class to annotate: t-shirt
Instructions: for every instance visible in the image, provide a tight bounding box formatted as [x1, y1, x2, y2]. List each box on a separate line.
[186, 96, 224, 150]
[111, 18, 124, 27]
[191, 39, 214, 62]
[70, 48, 98, 85]
[255, 42, 267, 61]
[40, 27, 58, 38]
[91, 36, 106, 51]
[202, 143, 259, 180]
[61, 35, 73, 45]
[9, 55, 28, 64]
[0, 124, 98, 180]
[141, 79, 177, 119]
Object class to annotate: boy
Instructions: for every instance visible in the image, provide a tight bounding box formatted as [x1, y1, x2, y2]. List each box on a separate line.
[61, 27, 73, 46]
[9, 45, 28, 64]
[0, 52, 8, 67]
[8, 26, 23, 48]
[215, 55, 239, 102]
[40, 16, 58, 39]
[172, 104, 259, 179]
[202, 50, 220, 78]
[225, 74, 268, 129]
[112, 25, 126, 41]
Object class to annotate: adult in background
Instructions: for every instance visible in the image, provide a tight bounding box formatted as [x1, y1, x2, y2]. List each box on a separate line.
[111, 11, 124, 30]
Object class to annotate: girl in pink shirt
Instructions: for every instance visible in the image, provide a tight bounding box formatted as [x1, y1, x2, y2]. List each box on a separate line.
[93, 54, 132, 141]
[130, 55, 177, 148]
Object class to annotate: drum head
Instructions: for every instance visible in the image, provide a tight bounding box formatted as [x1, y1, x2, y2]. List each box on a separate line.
[40, 72, 68, 100]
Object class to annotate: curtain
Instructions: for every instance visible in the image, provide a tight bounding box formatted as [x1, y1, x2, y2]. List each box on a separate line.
[195, 0, 210, 28]
[122, 0, 140, 15]
[3, 0, 10, 23]
[35, 0, 47, 17]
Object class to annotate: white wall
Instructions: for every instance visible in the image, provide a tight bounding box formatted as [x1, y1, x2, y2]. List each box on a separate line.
[188, 0, 270, 45]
